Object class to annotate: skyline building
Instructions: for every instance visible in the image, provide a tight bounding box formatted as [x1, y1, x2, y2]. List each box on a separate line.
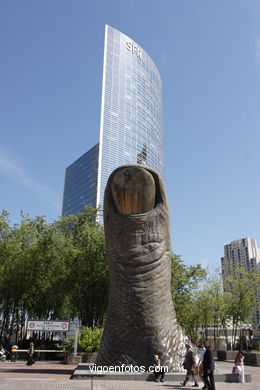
[62, 25, 163, 219]
[62, 144, 99, 216]
[221, 237, 260, 327]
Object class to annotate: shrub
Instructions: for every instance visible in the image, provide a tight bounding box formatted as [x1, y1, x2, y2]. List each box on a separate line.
[78, 327, 103, 352]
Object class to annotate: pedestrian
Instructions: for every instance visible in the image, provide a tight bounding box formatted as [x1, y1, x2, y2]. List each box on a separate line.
[26, 341, 35, 366]
[234, 351, 245, 383]
[180, 343, 199, 387]
[152, 354, 165, 382]
[203, 341, 215, 390]
[198, 342, 207, 389]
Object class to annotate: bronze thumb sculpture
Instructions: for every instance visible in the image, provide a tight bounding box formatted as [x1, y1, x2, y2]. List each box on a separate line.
[96, 165, 186, 371]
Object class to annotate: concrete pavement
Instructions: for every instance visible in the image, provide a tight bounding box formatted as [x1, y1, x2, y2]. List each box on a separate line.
[0, 361, 75, 379]
[0, 360, 259, 389]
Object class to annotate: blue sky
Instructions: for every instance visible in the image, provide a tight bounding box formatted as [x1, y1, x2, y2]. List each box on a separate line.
[1, 0, 260, 269]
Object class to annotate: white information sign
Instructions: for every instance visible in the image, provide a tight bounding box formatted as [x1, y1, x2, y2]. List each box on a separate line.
[27, 320, 69, 332]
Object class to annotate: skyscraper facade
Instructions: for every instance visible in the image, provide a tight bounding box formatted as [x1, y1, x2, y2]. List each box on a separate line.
[221, 237, 260, 327]
[62, 25, 163, 218]
[96, 25, 163, 217]
[62, 144, 99, 216]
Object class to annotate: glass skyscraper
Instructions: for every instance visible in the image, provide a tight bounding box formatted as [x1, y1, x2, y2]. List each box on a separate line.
[62, 25, 163, 218]
[62, 144, 99, 216]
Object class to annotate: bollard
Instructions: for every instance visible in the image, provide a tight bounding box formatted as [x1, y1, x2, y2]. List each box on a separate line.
[63, 349, 68, 364]
[11, 346, 18, 362]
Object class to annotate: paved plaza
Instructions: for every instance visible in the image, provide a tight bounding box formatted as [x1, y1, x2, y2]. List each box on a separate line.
[0, 361, 259, 390]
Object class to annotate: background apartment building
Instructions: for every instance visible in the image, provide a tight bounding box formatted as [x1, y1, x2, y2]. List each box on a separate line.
[221, 237, 260, 327]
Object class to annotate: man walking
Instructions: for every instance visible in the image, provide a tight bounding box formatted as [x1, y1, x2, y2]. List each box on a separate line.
[203, 342, 215, 390]
[181, 343, 199, 387]
[198, 342, 207, 389]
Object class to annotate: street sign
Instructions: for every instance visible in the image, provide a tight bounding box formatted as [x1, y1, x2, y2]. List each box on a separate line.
[27, 320, 70, 332]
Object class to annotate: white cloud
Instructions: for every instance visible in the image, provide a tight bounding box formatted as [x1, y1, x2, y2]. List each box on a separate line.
[0, 145, 60, 211]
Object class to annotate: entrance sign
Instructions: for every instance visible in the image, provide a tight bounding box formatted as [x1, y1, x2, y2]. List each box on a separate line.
[27, 320, 69, 332]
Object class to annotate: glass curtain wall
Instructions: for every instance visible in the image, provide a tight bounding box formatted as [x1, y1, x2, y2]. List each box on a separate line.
[97, 25, 163, 219]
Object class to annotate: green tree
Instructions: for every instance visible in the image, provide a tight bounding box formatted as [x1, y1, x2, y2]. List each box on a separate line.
[57, 208, 108, 327]
[224, 267, 260, 349]
[171, 254, 206, 341]
[0, 207, 107, 344]
[0, 210, 14, 341]
[195, 273, 230, 347]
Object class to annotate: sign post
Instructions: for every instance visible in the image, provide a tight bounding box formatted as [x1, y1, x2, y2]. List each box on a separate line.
[27, 320, 70, 332]
[73, 328, 79, 357]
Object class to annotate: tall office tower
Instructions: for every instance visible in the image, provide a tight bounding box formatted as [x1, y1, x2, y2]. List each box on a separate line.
[96, 24, 163, 219]
[62, 25, 163, 218]
[221, 238, 260, 327]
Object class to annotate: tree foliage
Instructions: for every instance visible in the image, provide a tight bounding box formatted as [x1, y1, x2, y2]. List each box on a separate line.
[171, 254, 206, 340]
[171, 255, 260, 349]
[223, 267, 260, 349]
[0, 208, 107, 344]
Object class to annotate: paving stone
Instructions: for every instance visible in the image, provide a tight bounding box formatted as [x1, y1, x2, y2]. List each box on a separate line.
[0, 360, 259, 390]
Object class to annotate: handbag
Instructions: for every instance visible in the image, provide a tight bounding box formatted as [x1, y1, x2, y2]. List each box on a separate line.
[232, 366, 238, 374]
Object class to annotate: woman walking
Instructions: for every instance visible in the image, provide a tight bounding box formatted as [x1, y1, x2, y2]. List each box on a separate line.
[235, 351, 245, 383]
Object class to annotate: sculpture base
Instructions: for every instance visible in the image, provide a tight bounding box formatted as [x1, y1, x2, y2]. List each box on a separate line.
[71, 364, 252, 382]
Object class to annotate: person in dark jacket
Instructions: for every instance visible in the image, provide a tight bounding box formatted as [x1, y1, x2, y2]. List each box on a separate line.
[181, 343, 199, 387]
[203, 342, 215, 390]
[26, 342, 35, 366]
[152, 354, 165, 382]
